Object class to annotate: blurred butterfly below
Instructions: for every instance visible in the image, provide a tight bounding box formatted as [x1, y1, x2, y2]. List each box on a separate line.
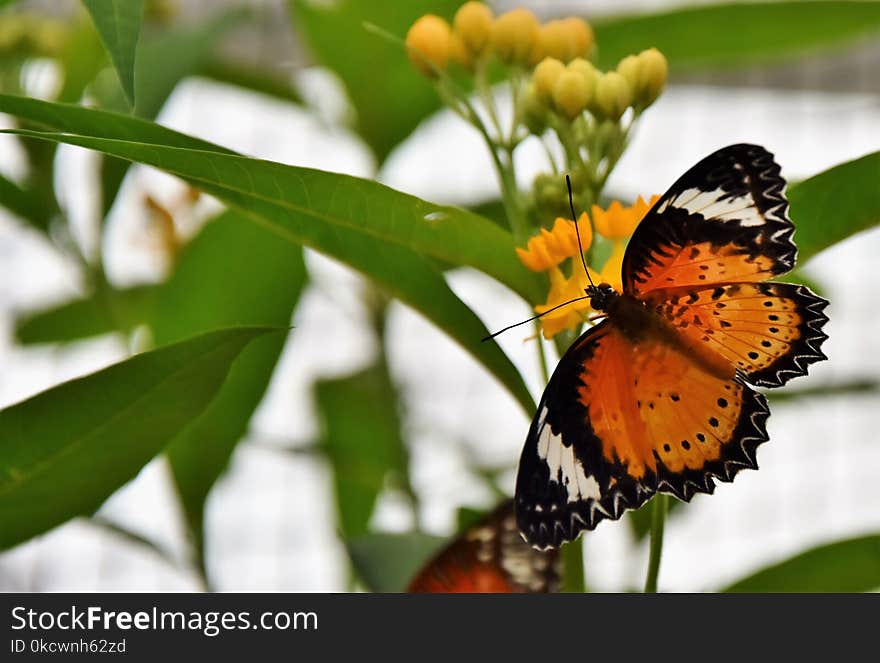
[408, 499, 560, 592]
[515, 144, 829, 549]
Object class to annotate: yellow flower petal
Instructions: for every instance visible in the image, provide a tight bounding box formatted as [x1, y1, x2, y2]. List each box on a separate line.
[515, 214, 591, 272]
[591, 195, 661, 240]
[599, 240, 625, 292]
[533, 264, 601, 339]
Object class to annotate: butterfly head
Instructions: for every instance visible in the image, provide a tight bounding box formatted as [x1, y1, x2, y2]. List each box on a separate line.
[585, 282, 617, 312]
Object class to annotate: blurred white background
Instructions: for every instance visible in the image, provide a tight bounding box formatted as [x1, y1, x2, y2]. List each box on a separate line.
[1, 0, 879, 591]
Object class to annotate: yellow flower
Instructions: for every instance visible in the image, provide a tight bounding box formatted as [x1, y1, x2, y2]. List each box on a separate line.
[518, 196, 660, 338]
[515, 214, 590, 272]
[590, 195, 660, 240]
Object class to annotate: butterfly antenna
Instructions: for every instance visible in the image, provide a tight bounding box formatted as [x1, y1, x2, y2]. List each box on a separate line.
[481, 295, 591, 341]
[566, 174, 596, 289]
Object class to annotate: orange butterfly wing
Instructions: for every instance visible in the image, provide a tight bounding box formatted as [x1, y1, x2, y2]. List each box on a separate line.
[515, 144, 829, 548]
[408, 500, 560, 592]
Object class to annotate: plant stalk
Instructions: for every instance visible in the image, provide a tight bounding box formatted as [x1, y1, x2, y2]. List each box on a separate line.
[643, 494, 668, 593]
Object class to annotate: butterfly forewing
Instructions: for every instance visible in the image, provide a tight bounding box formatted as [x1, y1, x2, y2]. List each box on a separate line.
[515, 144, 829, 549]
[622, 144, 796, 297]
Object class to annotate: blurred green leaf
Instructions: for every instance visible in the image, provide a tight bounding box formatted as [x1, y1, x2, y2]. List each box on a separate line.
[56, 15, 107, 104]
[317, 361, 409, 538]
[90, 515, 179, 570]
[347, 533, 444, 592]
[14, 284, 158, 345]
[767, 378, 880, 404]
[594, 1, 880, 71]
[99, 9, 245, 216]
[152, 211, 307, 567]
[789, 151, 880, 262]
[0, 326, 273, 551]
[722, 535, 880, 592]
[81, 0, 143, 107]
[289, 0, 459, 162]
[0, 125, 536, 414]
[0, 171, 54, 232]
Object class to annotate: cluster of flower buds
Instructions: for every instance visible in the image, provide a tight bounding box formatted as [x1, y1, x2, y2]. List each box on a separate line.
[526, 46, 667, 126]
[402, 3, 669, 241]
[405, 4, 593, 77]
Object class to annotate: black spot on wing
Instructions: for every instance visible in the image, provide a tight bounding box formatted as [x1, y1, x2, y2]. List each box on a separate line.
[654, 378, 770, 501]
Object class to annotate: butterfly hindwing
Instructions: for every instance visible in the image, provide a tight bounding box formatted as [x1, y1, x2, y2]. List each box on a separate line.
[515, 321, 771, 548]
[408, 499, 560, 592]
[622, 144, 796, 296]
[645, 282, 829, 387]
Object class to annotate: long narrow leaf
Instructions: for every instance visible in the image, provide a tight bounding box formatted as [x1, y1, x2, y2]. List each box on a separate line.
[0, 326, 274, 550]
[1, 128, 535, 413]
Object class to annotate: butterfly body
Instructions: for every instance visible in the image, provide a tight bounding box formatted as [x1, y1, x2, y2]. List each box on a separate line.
[516, 144, 829, 549]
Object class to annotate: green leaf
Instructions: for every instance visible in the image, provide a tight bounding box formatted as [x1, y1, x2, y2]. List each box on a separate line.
[0, 125, 535, 414]
[0, 94, 233, 154]
[0, 171, 54, 232]
[99, 10, 245, 216]
[788, 151, 880, 262]
[289, 0, 460, 162]
[722, 535, 880, 592]
[347, 533, 444, 592]
[317, 362, 408, 538]
[81, 0, 143, 107]
[14, 284, 158, 345]
[594, 1, 880, 71]
[152, 211, 307, 563]
[0, 326, 273, 551]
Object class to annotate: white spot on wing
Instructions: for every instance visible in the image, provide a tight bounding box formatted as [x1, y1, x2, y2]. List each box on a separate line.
[538, 416, 602, 504]
[669, 187, 765, 227]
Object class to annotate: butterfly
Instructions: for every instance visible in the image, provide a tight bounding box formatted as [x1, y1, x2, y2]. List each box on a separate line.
[408, 499, 560, 592]
[515, 144, 829, 549]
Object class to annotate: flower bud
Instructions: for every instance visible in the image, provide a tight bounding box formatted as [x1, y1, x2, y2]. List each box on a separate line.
[568, 57, 599, 91]
[453, 2, 493, 57]
[638, 47, 668, 106]
[539, 17, 594, 62]
[532, 57, 565, 104]
[616, 48, 668, 108]
[538, 20, 572, 62]
[406, 15, 452, 78]
[553, 70, 590, 120]
[449, 32, 473, 69]
[593, 71, 632, 121]
[489, 8, 540, 66]
[563, 17, 594, 59]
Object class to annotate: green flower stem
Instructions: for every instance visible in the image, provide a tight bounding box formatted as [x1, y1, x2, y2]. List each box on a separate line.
[562, 536, 587, 592]
[534, 320, 550, 385]
[644, 494, 668, 593]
